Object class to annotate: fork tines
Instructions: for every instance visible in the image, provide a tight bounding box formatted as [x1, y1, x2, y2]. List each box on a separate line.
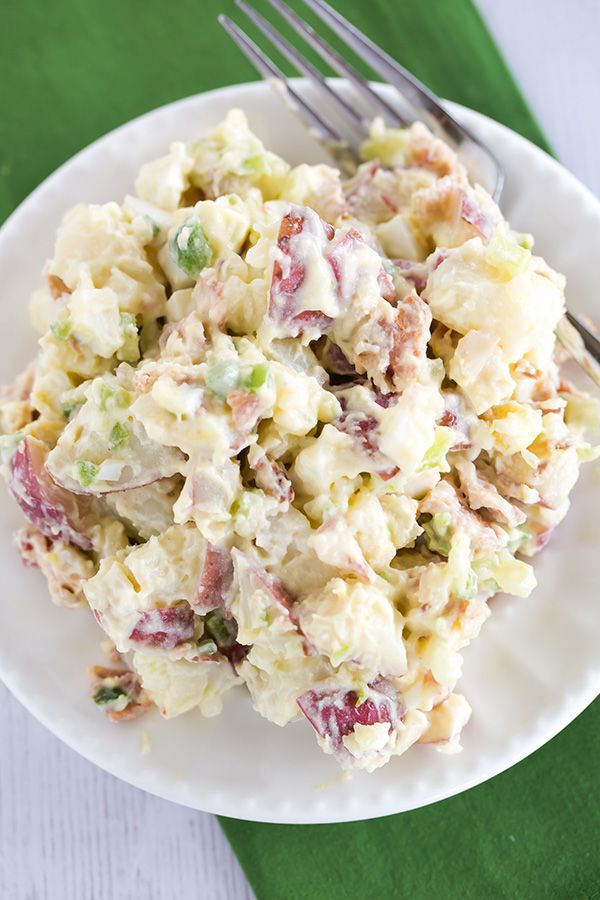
[219, 0, 503, 196]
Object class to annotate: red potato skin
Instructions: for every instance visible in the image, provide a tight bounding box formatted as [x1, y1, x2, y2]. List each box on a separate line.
[193, 545, 234, 614]
[46, 446, 185, 497]
[128, 605, 195, 650]
[297, 679, 403, 762]
[460, 194, 492, 241]
[8, 437, 92, 550]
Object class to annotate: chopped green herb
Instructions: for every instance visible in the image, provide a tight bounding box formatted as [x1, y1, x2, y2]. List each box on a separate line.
[61, 400, 83, 420]
[50, 319, 71, 341]
[143, 214, 160, 238]
[108, 421, 129, 451]
[93, 685, 127, 705]
[244, 363, 268, 391]
[169, 218, 212, 279]
[240, 155, 265, 174]
[76, 459, 99, 487]
[204, 609, 237, 650]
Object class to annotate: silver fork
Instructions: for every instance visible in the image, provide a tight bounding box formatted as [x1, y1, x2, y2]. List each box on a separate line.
[219, 0, 600, 386]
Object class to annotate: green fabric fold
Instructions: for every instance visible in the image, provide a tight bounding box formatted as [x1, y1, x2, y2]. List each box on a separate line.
[1, 2, 597, 898]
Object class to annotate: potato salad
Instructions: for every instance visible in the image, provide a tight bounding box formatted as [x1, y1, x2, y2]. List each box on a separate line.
[1, 110, 598, 771]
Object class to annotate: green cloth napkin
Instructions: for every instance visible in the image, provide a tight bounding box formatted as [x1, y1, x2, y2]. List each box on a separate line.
[1, 2, 598, 898]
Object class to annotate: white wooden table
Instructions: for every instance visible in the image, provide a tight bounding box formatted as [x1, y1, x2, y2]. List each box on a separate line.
[1, 2, 598, 897]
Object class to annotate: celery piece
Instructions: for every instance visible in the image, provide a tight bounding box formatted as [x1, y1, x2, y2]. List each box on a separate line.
[457, 569, 478, 600]
[486, 229, 531, 278]
[507, 525, 530, 554]
[98, 383, 114, 412]
[117, 313, 140, 363]
[76, 459, 99, 487]
[422, 513, 452, 556]
[107, 421, 129, 451]
[100, 382, 131, 412]
[169, 218, 212, 279]
[420, 426, 454, 471]
[205, 360, 241, 397]
[50, 319, 71, 341]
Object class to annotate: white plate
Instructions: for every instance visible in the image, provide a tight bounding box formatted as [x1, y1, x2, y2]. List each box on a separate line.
[0, 81, 598, 825]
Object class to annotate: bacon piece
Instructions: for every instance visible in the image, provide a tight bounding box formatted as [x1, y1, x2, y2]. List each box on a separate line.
[411, 173, 491, 248]
[420, 480, 504, 555]
[372, 389, 398, 409]
[15, 524, 91, 608]
[226, 390, 262, 432]
[329, 228, 395, 304]
[455, 459, 526, 528]
[297, 679, 403, 765]
[128, 605, 195, 650]
[491, 473, 540, 506]
[388, 291, 432, 390]
[193, 545, 234, 614]
[269, 208, 335, 337]
[47, 274, 71, 299]
[9, 437, 92, 550]
[334, 410, 379, 456]
[405, 122, 460, 178]
[247, 444, 294, 507]
[329, 234, 433, 394]
[88, 664, 150, 722]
